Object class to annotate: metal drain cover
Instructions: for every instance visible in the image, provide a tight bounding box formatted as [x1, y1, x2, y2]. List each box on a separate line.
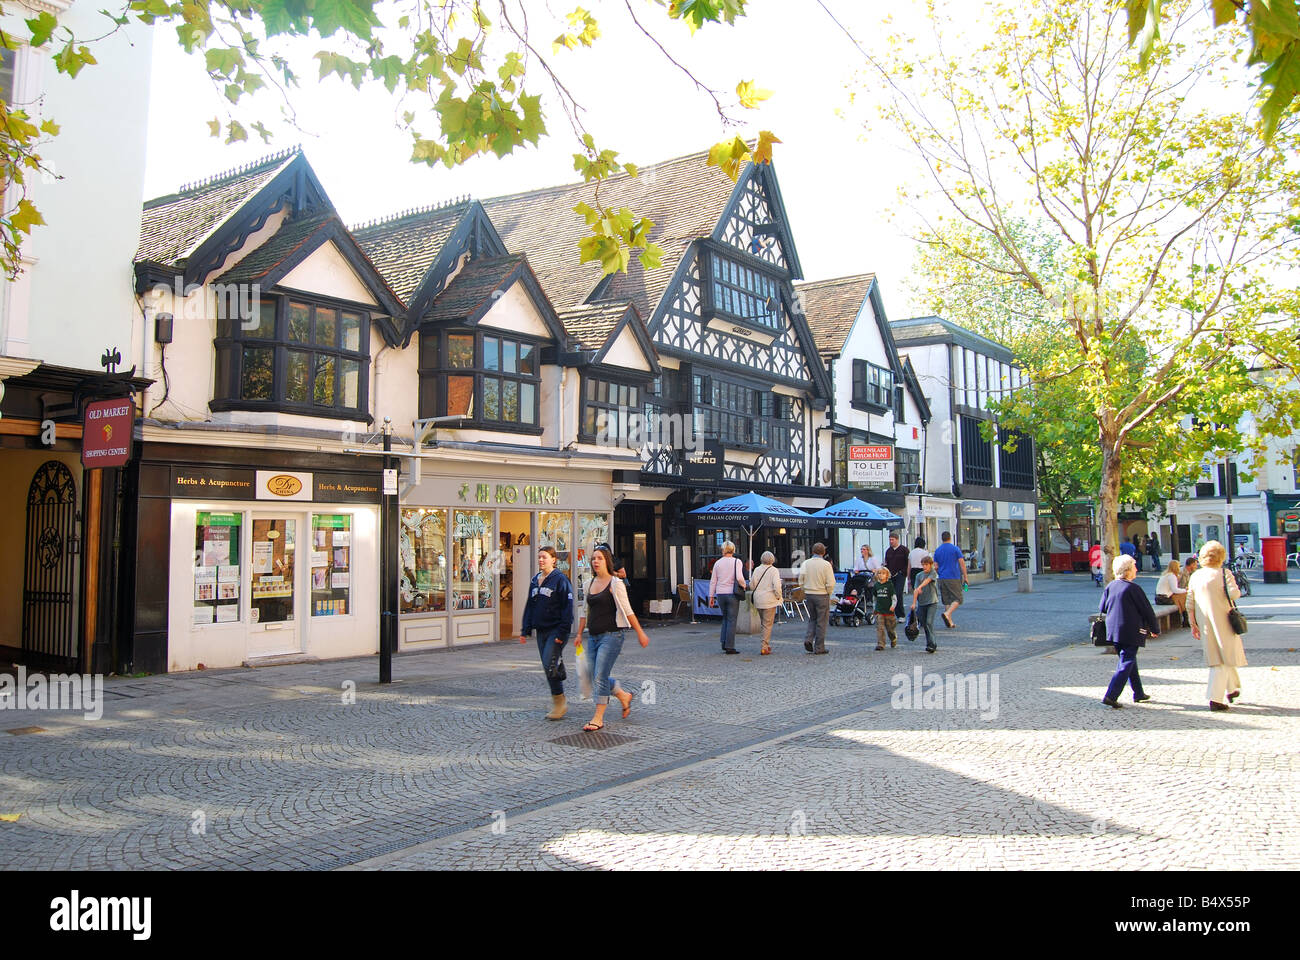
[550, 731, 638, 749]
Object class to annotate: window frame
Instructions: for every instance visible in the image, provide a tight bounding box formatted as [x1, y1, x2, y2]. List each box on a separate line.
[416, 327, 544, 434]
[699, 244, 786, 333]
[213, 293, 371, 421]
[690, 371, 795, 456]
[578, 373, 645, 447]
[850, 358, 894, 412]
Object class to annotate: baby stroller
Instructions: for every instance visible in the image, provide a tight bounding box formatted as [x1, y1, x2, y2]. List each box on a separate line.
[829, 572, 873, 627]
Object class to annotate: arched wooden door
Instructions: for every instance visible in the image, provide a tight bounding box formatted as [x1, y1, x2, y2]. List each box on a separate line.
[23, 460, 78, 664]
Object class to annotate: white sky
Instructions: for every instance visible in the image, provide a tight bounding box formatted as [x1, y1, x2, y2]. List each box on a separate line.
[141, 0, 936, 315]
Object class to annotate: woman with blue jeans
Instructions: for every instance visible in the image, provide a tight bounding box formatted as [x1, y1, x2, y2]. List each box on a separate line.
[574, 546, 650, 732]
[708, 540, 747, 654]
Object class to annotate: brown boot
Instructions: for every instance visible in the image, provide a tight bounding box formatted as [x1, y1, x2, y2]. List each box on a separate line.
[545, 694, 567, 720]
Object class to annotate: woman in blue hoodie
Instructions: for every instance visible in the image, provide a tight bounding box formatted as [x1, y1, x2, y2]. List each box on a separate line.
[520, 546, 574, 720]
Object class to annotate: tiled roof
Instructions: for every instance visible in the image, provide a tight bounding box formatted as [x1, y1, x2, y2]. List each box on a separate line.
[558, 301, 635, 352]
[795, 274, 875, 356]
[216, 212, 336, 286]
[893, 315, 1015, 362]
[352, 201, 472, 304]
[483, 149, 740, 318]
[426, 254, 529, 323]
[137, 147, 300, 267]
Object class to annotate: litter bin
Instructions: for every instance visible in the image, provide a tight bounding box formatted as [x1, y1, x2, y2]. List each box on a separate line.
[1261, 536, 1288, 585]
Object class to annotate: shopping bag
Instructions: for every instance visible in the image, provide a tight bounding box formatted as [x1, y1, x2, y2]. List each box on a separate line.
[575, 639, 593, 700]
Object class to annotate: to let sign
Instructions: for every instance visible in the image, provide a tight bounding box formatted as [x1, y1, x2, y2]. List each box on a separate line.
[82, 399, 134, 469]
[848, 444, 894, 484]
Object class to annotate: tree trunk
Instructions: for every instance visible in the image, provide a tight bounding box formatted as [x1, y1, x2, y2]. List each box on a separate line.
[1097, 430, 1123, 584]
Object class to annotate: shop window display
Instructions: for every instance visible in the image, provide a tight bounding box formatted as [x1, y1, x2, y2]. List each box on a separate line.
[194, 512, 242, 625]
[251, 518, 296, 623]
[311, 514, 352, 616]
[452, 510, 494, 609]
[401, 508, 448, 614]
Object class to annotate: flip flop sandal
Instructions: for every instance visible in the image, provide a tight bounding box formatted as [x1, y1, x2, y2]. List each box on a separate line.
[582, 721, 604, 732]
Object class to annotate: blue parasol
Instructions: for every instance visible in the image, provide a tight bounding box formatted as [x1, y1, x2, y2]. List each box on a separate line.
[807, 497, 906, 530]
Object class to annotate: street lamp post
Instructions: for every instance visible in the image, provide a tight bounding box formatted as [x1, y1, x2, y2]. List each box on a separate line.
[380, 417, 396, 684]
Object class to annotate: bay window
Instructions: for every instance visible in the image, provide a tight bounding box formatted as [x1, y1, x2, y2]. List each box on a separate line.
[418, 328, 540, 429]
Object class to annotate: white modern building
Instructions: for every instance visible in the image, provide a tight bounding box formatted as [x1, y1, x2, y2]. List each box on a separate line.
[891, 316, 1038, 582]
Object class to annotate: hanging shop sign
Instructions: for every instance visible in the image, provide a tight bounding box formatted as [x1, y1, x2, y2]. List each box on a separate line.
[683, 441, 724, 482]
[81, 398, 135, 469]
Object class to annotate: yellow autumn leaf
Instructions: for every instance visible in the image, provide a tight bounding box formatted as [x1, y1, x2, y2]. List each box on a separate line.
[753, 130, 781, 165]
[736, 79, 772, 109]
[0, 813, 20, 823]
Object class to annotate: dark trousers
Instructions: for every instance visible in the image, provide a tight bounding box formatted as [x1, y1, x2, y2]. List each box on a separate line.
[1105, 645, 1145, 702]
[535, 626, 567, 696]
[891, 573, 907, 618]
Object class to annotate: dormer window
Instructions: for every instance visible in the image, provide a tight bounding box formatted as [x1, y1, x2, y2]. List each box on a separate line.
[418, 328, 541, 430]
[213, 296, 370, 418]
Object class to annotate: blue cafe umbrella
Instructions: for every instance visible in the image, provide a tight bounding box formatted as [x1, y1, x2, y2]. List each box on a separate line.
[808, 496, 906, 530]
[689, 491, 815, 566]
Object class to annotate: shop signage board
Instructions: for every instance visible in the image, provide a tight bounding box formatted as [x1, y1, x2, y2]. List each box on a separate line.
[173, 467, 380, 504]
[81, 398, 135, 469]
[683, 441, 724, 482]
[960, 500, 993, 518]
[848, 444, 894, 484]
[256, 470, 313, 501]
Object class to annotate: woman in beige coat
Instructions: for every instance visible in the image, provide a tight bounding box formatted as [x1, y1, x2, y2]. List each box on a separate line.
[749, 551, 784, 655]
[1186, 540, 1247, 711]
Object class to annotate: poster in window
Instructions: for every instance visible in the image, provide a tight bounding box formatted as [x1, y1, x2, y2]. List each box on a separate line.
[311, 514, 351, 616]
[195, 513, 241, 624]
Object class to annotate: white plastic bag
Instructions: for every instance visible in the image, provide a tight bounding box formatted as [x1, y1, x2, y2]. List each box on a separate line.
[575, 639, 593, 700]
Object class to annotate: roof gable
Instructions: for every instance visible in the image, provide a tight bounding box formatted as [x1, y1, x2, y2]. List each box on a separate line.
[425, 254, 565, 342]
[713, 162, 802, 280]
[137, 147, 334, 286]
[483, 149, 740, 320]
[796, 274, 877, 356]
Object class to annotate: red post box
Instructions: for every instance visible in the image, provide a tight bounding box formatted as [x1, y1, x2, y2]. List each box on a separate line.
[1261, 536, 1288, 585]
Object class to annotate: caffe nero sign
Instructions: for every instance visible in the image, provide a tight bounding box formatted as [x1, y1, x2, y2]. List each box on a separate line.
[683, 441, 724, 482]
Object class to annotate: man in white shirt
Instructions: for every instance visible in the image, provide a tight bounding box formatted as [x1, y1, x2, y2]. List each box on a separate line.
[799, 542, 836, 655]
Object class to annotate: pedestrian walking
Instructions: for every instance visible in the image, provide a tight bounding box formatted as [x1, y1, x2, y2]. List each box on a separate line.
[910, 555, 940, 653]
[799, 542, 835, 654]
[708, 540, 746, 655]
[1154, 559, 1189, 628]
[932, 531, 968, 628]
[1147, 534, 1162, 570]
[750, 551, 783, 655]
[1099, 554, 1159, 708]
[573, 546, 649, 732]
[1186, 540, 1247, 711]
[871, 567, 898, 650]
[908, 535, 928, 592]
[884, 531, 910, 618]
[519, 546, 575, 721]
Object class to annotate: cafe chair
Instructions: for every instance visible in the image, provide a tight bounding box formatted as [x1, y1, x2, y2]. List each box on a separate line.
[676, 582, 693, 619]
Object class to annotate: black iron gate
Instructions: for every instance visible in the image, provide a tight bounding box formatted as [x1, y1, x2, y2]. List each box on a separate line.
[23, 460, 78, 665]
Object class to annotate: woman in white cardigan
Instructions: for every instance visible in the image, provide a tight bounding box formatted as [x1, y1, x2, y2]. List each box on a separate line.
[750, 550, 784, 655]
[1186, 540, 1247, 711]
[574, 546, 650, 732]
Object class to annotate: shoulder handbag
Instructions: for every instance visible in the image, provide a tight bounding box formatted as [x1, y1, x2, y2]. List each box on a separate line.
[1090, 616, 1108, 646]
[1223, 570, 1248, 635]
[732, 558, 746, 598]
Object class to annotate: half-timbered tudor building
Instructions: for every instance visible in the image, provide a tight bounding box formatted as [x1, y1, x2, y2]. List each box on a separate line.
[484, 150, 835, 605]
[795, 274, 941, 559]
[891, 315, 1038, 581]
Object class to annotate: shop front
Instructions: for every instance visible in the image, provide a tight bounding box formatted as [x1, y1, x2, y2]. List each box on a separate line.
[905, 496, 957, 557]
[1268, 493, 1300, 556]
[995, 502, 1035, 575]
[399, 462, 613, 648]
[157, 460, 381, 672]
[958, 500, 993, 582]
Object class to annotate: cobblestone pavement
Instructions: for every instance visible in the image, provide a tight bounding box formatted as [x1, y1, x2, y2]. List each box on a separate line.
[1, 573, 1297, 870]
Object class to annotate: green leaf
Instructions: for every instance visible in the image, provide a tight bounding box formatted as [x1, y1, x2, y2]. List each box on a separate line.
[225, 119, 248, 144]
[206, 117, 221, 137]
[25, 12, 59, 47]
[10, 198, 45, 235]
[1259, 42, 1300, 139]
[1209, 0, 1239, 27]
[309, 0, 382, 40]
